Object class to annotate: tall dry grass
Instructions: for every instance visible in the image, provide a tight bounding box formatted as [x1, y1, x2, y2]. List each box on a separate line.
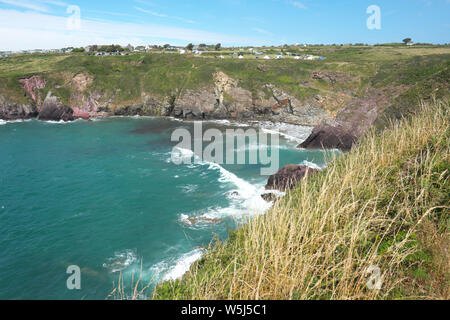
[154, 99, 449, 300]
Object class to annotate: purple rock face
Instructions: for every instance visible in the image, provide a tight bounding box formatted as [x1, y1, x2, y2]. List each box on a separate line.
[265, 165, 319, 191]
[298, 124, 357, 151]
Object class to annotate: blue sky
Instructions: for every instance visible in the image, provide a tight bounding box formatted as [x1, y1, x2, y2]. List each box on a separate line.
[0, 0, 449, 50]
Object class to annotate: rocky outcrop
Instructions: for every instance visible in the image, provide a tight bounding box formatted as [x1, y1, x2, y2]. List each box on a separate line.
[299, 86, 408, 151]
[265, 165, 319, 191]
[311, 71, 352, 85]
[171, 72, 329, 126]
[0, 95, 38, 120]
[1, 71, 333, 126]
[38, 92, 74, 121]
[19, 76, 46, 110]
[261, 193, 279, 202]
[298, 122, 358, 151]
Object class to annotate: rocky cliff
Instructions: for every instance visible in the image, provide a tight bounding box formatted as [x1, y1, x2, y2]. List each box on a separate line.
[0, 72, 331, 127]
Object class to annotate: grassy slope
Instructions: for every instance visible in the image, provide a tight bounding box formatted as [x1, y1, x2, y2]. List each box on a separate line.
[154, 99, 449, 300]
[0, 46, 448, 110]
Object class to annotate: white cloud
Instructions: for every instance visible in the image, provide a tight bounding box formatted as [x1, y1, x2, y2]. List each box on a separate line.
[287, 1, 307, 9]
[133, 5, 196, 23]
[0, 9, 267, 51]
[0, 0, 49, 12]
[40, 0, 67, 7]
[253, 28, 273, 36]
[134, 6, 168, 18]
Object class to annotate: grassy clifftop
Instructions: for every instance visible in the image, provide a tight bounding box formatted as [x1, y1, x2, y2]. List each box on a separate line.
[0, 46, 448, 113]
[154, 99, 449, 300]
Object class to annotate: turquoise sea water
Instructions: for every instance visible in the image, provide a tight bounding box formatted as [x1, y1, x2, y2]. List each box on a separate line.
[0, 117, 331, 299]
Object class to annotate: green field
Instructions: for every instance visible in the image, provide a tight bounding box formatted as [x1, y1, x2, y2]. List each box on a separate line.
[1, 45, 449, 120]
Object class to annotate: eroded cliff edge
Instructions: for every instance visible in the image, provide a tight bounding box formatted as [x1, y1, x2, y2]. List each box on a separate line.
[0, 71, 335, 126]
[1, 52, 448, 152]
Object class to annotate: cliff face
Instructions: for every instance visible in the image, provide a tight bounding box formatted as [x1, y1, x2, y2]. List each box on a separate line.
[0, 71, 332, 126]
[172, 72, 329, 125]
[0, 95, 38, 120]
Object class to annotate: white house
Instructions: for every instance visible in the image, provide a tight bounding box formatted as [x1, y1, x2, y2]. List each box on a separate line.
[179, 49, 186, 54]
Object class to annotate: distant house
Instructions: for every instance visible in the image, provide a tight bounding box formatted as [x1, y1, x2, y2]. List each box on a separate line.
[179, 49, 186, 54]
[264, 55, 271, 60]
[406, 42, 415, 46]
[294, 55, 301, 60]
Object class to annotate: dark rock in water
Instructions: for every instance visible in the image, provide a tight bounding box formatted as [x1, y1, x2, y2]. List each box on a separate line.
[261, 193, 278, 202]
[39, 92, 74, 121]
[298, 124, 357, 151]
[229, 191, 240, 198]
[265, 164, 318, 191]
[185, 217, 222, 225]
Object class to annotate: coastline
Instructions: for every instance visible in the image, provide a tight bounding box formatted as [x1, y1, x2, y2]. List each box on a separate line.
[1, 115, 327, 290]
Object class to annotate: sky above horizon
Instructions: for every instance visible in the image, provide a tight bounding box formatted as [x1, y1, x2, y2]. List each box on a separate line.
[0, 0, 449, 51]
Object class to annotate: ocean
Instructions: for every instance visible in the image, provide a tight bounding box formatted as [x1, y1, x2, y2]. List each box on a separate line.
[0, 117, 332, 299]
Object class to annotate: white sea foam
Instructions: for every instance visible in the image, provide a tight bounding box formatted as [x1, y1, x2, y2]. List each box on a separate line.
[162, 248, 204, 281]
[170, 146, 272, 223]
[235, 143, 289, 152]
[178, 184, 199, 194]
[42, 120, 72, 124]
[0, 119, 33, 125]
[150, 248, 205, 282]
[243, 121, 313, 144]
[103, 249, 138, 274]
[300, 160, 325, 170]
[169, 147, 196, 164]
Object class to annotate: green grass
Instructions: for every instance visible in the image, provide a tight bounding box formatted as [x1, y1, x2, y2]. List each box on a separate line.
[1, 46, 448, 113]
[152, 99, 449, 300]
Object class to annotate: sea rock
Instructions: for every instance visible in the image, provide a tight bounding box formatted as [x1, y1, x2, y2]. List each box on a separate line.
[261, 193, 279, 202]
[265, 164, 318, 191]
[298, 124, 357, 151]
[39, 92, 74, 121]
[185, 217, 222, 225]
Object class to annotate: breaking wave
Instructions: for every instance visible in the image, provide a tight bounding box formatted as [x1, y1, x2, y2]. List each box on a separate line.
[102, 249, 138, 274]
[150, 248, 205, 282]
